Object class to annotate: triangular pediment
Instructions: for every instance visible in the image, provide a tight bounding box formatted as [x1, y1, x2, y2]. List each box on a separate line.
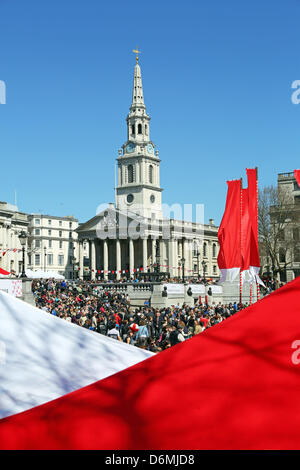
[76, 207, 150, 235]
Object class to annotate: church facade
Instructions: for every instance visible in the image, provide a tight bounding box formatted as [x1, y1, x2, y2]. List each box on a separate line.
[77, 56, 220, 281]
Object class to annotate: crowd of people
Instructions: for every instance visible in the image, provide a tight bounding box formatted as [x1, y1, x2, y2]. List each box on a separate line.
[32, 278, 249, 353]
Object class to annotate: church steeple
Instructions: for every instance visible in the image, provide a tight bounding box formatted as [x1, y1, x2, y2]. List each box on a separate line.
[126, 49, 150, 143]
[116, 52, 163, 220]
[131, 61, 145, 110]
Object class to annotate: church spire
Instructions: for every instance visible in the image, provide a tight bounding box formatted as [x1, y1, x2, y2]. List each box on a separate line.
[131, 47, 145, 111]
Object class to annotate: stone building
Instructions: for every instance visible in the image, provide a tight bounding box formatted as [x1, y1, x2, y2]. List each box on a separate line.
[268, 171, 300, 282]
[77, 56, 220, 281]
[0, 202, 29, 275]
[27, 214, 79, 278]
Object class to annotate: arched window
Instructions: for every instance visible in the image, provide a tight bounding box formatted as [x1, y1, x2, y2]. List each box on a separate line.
[131, 124, 135, 135]
[138, 123, 142, 134]
[212, 243, 216, 258]
[149, 165, 153, 184]
[203, 242, 207, 257]
[145, 124, 148, 135]
[128, 164, 134, 183]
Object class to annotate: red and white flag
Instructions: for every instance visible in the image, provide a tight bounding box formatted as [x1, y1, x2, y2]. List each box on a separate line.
[241, 168, 262, 285]
[218, 169, 262, 285]
[217, 179, 242, 283]
[1, 278, 300, 449]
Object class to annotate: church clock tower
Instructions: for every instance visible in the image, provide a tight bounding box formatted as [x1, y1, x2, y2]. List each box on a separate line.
[116, 49, 163, 220]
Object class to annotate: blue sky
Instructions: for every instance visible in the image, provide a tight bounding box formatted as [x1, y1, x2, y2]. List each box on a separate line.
[1, 0, 300, 224]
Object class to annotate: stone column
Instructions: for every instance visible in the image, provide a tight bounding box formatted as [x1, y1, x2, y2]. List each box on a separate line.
[129, 238, 134, 277]
[103, 239, 108, 280]
[142, 237, 148, 271]
[160, 239, 166, 272]
[79, 240, 84, 279]
[116, 239, 121, 280]
[168, 238, 178, 279]
[152, 238, 156, 271]
[90, 239, 96, 280]
[183, 238, 192, 279]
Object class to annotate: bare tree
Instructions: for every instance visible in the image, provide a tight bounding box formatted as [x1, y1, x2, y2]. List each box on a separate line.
[258, 185, 295, 279]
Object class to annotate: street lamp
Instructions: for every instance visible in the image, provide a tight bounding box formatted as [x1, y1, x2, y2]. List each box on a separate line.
[44, 246, 47, 272]
[155, 239, 160, 274]
[197, 249, 200, 279]
[18, 231, 27, 278]
[71, 246, 76, 280]
[181, 257, 185, 283]
[202, 260, 207, 283]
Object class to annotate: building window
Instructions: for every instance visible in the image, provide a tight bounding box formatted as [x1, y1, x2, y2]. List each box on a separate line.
[35, 218, 40, 225]
[279, 248, 286, 263]
[149, 165, 153, 184]
[58, 254, 64, 266]
[47, 254, 53, 266]
[145, 124, 148, 135]
[213, 265, 217, 274]
[69, 222, 72, 228]
[59, 241, 63, 249]
[35, 228, 40, 235]
[69, 232, 72, 238]
[192, 241, 198, 257]
[59, 220, 62, 227]
[203, 242, 207, 257]
[35, 254, 40, 265]
[48, 219, 51, 225]
[131, 124, 135, 135]
[294, 246, 300, 262]
[48, 229, 51, 236]
[35, 239, 40, 248]
[128, 164, 134, 183]
[138, 123, 142, 134]
[49, 240, 52, 248]
[212, 243, 216, 258]
[59, 231, 62, 237]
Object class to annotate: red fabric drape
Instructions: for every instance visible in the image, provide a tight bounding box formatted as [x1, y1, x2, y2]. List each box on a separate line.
[1, 278, 300, 449]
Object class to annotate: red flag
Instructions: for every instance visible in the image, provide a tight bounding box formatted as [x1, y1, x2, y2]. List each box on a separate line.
[217, 180, 242, 282]
[241, 169, 261, 284]
[246, 168, 260, 269]
[294, 169, 300, 187]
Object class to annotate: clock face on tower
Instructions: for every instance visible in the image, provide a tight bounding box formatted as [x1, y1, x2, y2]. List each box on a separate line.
[126, 143, 135, 153]
[147, 143, 153, 154]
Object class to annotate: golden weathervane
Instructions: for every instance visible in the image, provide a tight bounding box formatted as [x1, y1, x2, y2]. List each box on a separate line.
[132, 46, 141, 63]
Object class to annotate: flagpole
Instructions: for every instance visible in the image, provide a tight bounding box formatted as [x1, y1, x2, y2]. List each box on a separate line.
[240, 177, 243, 307]
[255, 166, 260, 302]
